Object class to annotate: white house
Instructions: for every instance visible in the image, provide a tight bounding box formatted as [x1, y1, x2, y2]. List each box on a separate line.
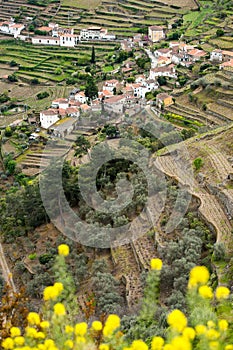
[79, 26, 115, 41]
[0, 21, 25, 37]
[102, 79, 120, 93]
[154, 48, 171, 58]
[210, 49, 223, 62]
[31, 36, 60, 46]
[149, 64, 177, 80]
[40, 109, 59, 129]
[74, 91, 88, 104]
[148, 26, 165, 43]
[60, 34, 78, 47]
[51, 98, 69, 109]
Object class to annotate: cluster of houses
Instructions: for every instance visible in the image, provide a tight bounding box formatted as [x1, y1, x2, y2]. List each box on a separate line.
[0, 19, 116, 47]
[39, 75, 162, 135]
[210, 49, 233, 70]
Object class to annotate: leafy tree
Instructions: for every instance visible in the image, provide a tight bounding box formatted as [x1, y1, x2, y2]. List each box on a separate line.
[85, 77, 98, 100]
[74, 135, 91, 157]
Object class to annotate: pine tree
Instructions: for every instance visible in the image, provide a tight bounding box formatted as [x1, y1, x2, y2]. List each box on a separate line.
[91, 45, 96, 64]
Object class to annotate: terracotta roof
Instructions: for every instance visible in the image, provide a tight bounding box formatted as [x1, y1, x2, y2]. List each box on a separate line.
[41, 108, 58, 116]
[53, 98, 69, 103]
[222, 50, 233, 57]
[188, 49, 206, 57]
[220, 59, 233, 67]
[157, 92, 171, 100]
[38, 26, 52, 32]
[149, 25, 164, 31]
[104, 95, 125, 104]
[11, 24, 24, 28]
[80, 104, 91, 110]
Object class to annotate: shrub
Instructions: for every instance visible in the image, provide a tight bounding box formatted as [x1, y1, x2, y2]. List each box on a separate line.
[193, 157, 204, 171]
[36, 91, 49, 100]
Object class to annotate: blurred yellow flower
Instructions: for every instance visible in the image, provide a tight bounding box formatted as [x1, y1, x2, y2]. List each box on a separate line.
[25, 327, 38, 338]
[215, 286, 230, 300]
[218, 319, 228, 331]
[188, 266, 209, 288]
[131, 339, 148, 350]
[65, 325, 74, 333]
[54, 282, 64, 293]
[54, 303, 66, 316]
[167, 309, 187, 332]
[150, 258, 163, 271]
[151, 336, 164, 350]
[99, 345, 109, 350]
[92, 320, 103, 331]
[206, 329, 220, 340]
[207, 321, 216, 328]
[2, 338, 14, 349]
[199, 285, 213, 299]
[64, 340, 74, 348]
[43, 286, 59, 301]
[103, 314, 120, 337]
[195, 324, 207, 335]
[171, 336, 191, 350]
[74, 322, 88, 336]
[27, 312, 41, 325]
[58, 244, 69, 256]
[183, 327, 195, 340]
[209, 341, 220, 350]
[40, 321, 50, 329]
[225, 345, 233, 350]
[14, 336, 25, 346]
[10, 327, 21, 337]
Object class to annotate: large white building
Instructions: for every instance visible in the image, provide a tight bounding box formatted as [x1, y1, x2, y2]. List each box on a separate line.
[40, 109, 59, 129]
[0, 21, 25, 37]
[79, 26, 116, 41]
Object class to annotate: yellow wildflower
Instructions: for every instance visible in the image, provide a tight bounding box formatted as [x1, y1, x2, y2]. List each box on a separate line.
[54, 303, 66, 316]
[195, 324, 207, 335]
[103, 314, 120, 337]
[131, 339, 148, 350]
[54, 282, 64, 293]
[188, 266, 209, 288]
[64, 340, 74, 348]
[207, 321, 216, 328]
[58, 244, 69, 256]
[14, 336, 25, 346]
[199, 285, 213, 299]
[92, 320, 103, 331]
[2, 338, 14, 349]
[171, 336, 191, 350]
[167, 309, 187, 332]
[218, 319, 228, 331]
[76, 336, 86, 343]
[99, 345, 109, 350]
[35, 331, 46, 339]
[163, 345, 173, 350]
[65, 325, 74, 333]
[206, 329, 220, 340]
[215, 286, 230, 300]
[183, 327, 195, 340]
[27, 312, 41, 325]
[25, 327, 38, 338]
[10, 327, 21, 337]
[151, 336, 164, 350]
[74, 322, 88, 336]
[150, 258, 163, 271]
[40, 321, 50, 329]
[43, 286, 59, 301]
[225, 346, 233, 350]
[44, 339, 55, 347]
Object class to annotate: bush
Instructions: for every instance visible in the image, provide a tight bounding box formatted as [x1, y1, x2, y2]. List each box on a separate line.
[36, 91, 49, 100]
[193, 157, 203, 171]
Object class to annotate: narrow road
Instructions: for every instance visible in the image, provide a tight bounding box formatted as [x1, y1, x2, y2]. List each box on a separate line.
[145, 48, 158, 68]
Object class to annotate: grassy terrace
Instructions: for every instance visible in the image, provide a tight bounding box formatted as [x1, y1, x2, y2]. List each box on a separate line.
[0, 40, 116, 83]
[50, 0, 187, 38]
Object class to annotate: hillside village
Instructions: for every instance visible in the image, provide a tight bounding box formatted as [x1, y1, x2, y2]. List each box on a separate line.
[0, 0, 233, 341]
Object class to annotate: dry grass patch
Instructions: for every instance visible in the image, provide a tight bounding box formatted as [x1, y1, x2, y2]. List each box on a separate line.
[61, 0, 101, 9]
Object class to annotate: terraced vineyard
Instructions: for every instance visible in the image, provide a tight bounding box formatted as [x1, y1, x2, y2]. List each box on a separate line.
[50, 0, 196, 38]
[0, 40, 116, 83]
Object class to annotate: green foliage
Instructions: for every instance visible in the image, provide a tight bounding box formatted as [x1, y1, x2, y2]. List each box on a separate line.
[193, 157, 204, 171]
[74, 135, 91, 157]
[85, 77, 98, 100]
[36, 91, 50, 100]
